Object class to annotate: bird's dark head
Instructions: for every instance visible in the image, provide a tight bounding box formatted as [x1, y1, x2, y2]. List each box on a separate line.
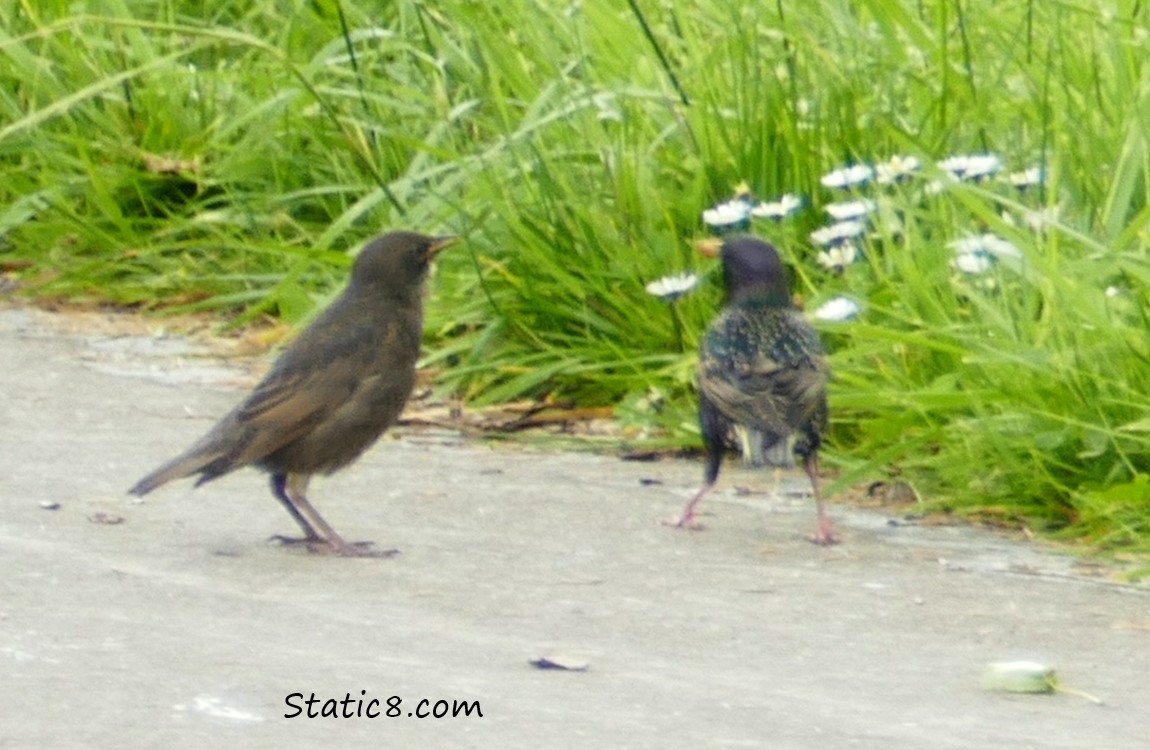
[699, 235, 791, 307]
[350, 231, 458, 296]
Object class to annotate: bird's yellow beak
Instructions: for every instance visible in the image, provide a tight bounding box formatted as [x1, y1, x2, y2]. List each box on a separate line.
[696, 237, 723, 258]
[428, 235, 459, 258]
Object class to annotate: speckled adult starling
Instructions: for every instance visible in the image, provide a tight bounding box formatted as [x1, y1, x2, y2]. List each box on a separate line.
[671, 235, 836, 544]
[128, 231, 458, 556]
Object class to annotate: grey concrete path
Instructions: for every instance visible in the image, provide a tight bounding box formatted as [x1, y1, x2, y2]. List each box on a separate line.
[1, 306, 1148, 749]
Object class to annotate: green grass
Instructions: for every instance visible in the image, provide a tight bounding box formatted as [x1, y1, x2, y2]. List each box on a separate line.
[3, 0, 1150, 556]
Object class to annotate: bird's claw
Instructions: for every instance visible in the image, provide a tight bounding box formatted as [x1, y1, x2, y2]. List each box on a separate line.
[662, 515, 705, 530]
[269, 534, 398, 557]
[268, 533, 324, 547]
[327, 543, 400, 558]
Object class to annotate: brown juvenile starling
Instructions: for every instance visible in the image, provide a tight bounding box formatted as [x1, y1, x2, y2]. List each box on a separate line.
[670, 235, 836, 544]
[129, 231, 458, 556]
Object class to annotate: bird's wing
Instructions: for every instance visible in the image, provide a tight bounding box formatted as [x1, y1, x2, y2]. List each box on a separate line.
[226, 373, 335, 461]
[222, 323, 379, 466]
[699, 310, 829, 438]
[699, 352, 796, 437]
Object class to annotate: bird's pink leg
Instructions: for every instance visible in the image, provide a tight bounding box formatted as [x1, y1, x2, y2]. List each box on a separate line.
[805, 453, 838, 545]
[663, 483, 713, 530]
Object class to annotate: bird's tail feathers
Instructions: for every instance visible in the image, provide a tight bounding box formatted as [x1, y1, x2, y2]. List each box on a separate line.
[734, 426, 796, 468]
[127, 448, 222, 496]
[759, 435, 797, 468]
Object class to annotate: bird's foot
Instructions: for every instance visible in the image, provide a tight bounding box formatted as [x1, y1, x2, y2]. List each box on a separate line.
[661, 514, 705, 530]
[268, 533, 324, 547]
[322, 540, 400, 558]
[807, 529, 839, 546]
[269, 534, 398, 557]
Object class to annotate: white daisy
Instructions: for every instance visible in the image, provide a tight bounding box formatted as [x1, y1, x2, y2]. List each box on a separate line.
[702, 200, 752, 230]
[951, 251, 993, 274]
[938, 153, 1002, 181]
[644, 273, 699, 300]
[820, 164, 874, 189]
[949, 233, 1021, 273]
[949, 234, 1020, 258]
[825, 199, 876, 221]
[816, 242, 861, 270]
[812, 296, 862, 322]
[875, 155, 922, 184]
[1016, 205, 1060, 232]
[751, 193, 802, 219]
[1007, 166, 1044, 188]
[810, 220, 866, 247]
